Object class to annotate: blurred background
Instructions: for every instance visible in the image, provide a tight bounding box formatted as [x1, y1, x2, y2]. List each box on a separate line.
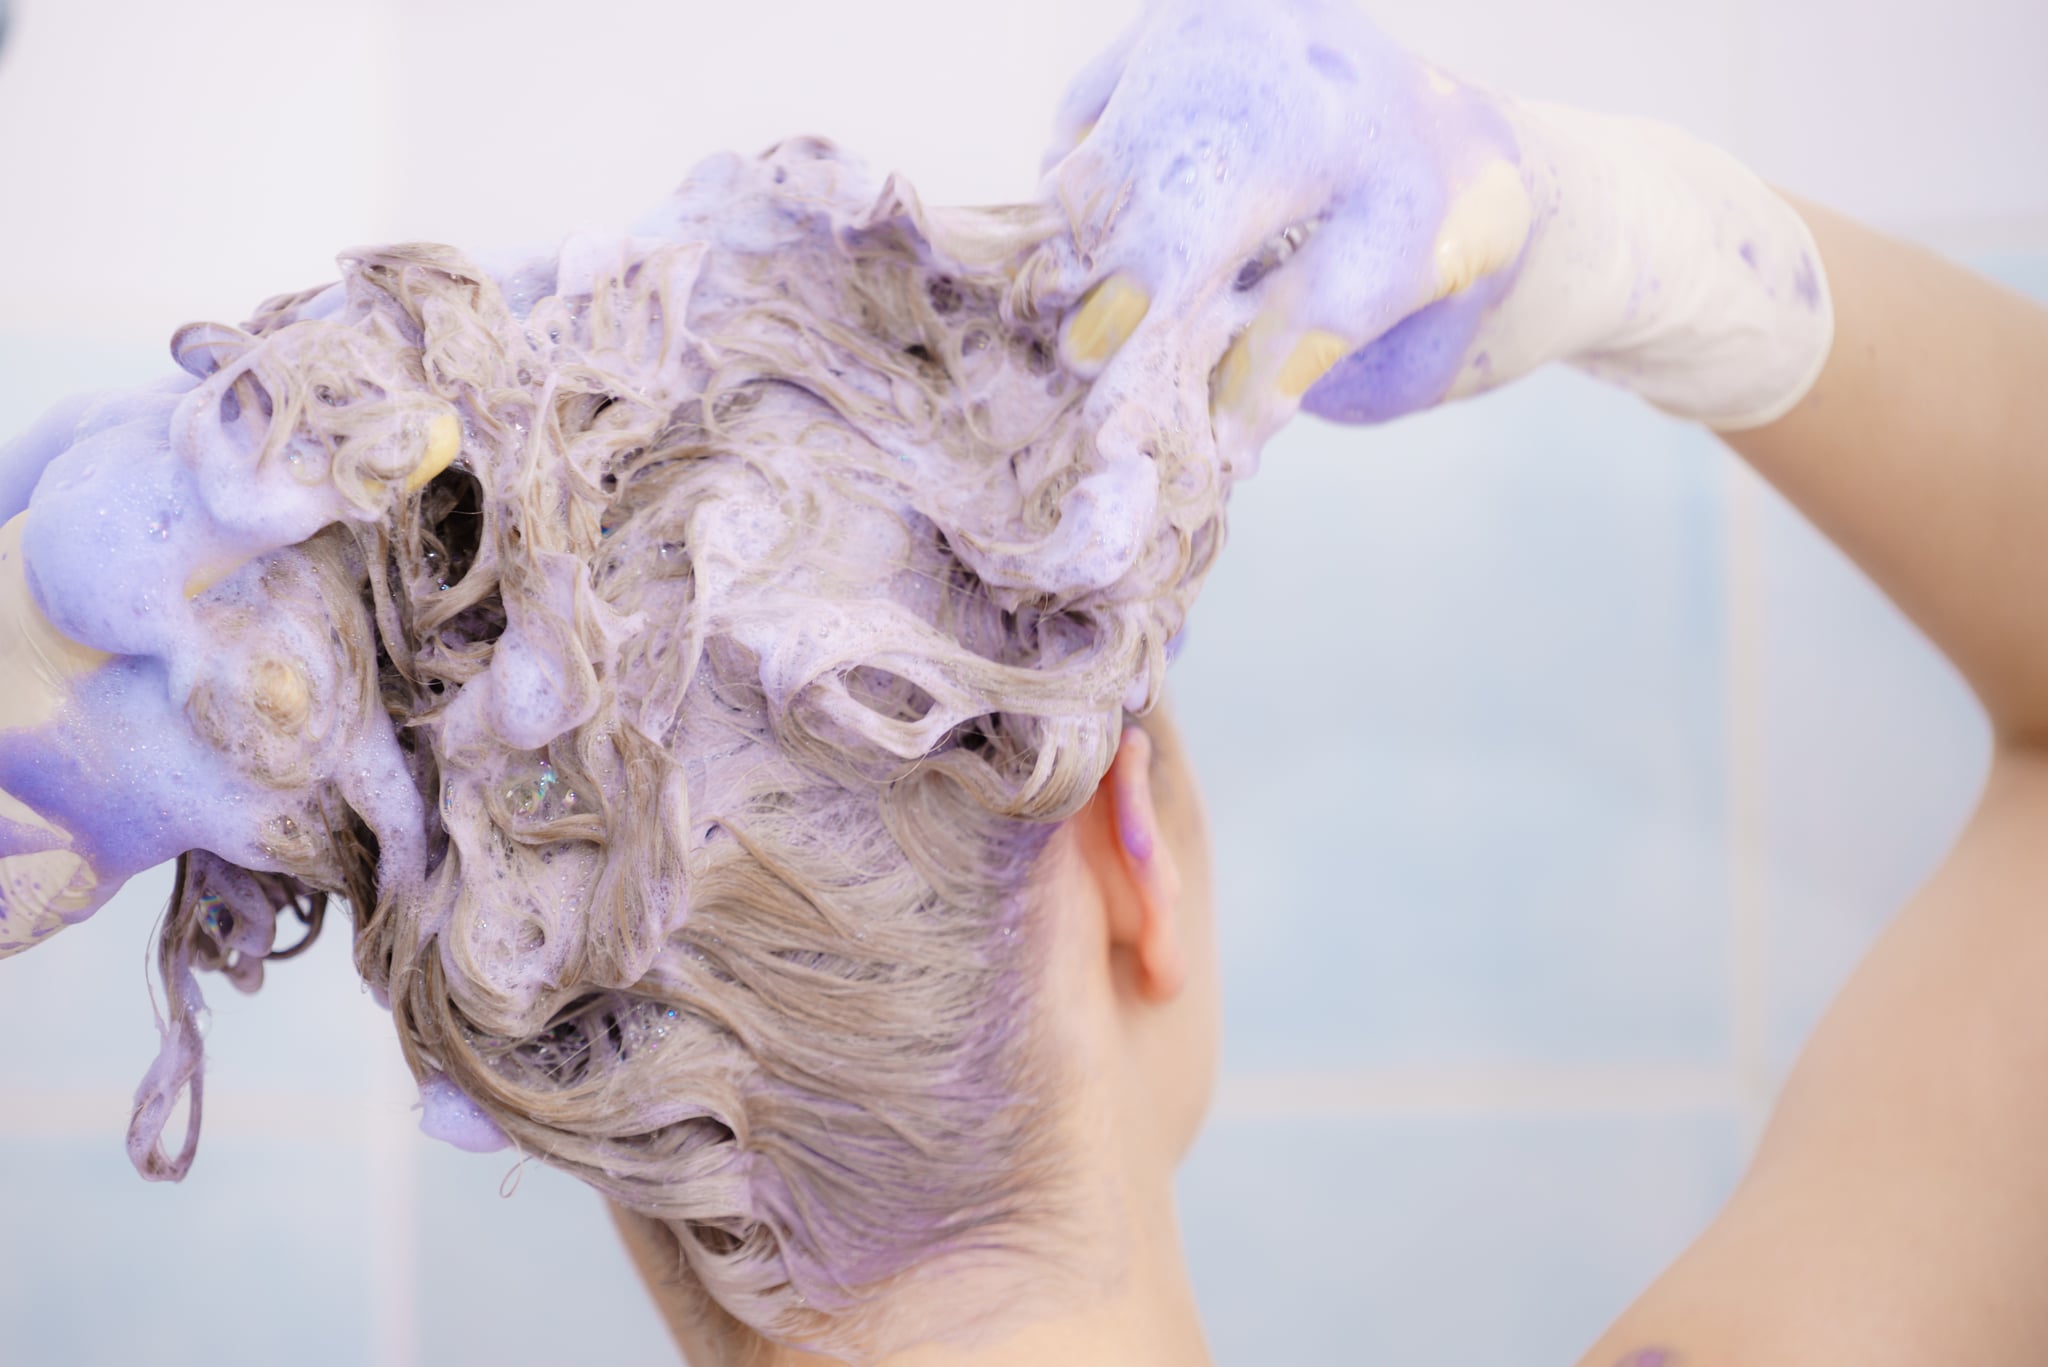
[0, 0, 2042, 1363]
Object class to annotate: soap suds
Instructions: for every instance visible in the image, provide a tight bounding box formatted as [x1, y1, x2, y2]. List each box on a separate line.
[6, 137, 1243, 1351]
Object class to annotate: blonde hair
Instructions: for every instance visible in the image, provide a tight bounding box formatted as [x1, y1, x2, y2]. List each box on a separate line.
[130, 138, 1223, 1357]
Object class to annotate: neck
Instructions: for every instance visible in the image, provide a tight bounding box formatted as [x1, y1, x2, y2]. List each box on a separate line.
[767, 1177, 1211, 1367]
[621, 1166, 1212, 1367]
[618, 827, 1218, 1367]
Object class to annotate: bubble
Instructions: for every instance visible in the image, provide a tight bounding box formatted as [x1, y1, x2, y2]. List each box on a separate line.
[65, 137, 1244, 1219]
[417, 1072, 511, 1154]
[197, 893, 232, 938]
[504, 761, 581, 824]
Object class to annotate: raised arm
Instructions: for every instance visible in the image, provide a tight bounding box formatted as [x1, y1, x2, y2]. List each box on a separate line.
[1040, 2, 2048, 1360]
[1727, 204, 2048, 747]
[1576, 207, 2048, 1367]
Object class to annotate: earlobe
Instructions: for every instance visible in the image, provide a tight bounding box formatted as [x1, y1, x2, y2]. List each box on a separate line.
[1104, 723, 1186, 1003]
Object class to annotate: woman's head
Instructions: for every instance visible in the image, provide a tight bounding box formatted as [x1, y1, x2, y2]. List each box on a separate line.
[129, 137, 1232, 1359]
[612, 700, 1220, 1364]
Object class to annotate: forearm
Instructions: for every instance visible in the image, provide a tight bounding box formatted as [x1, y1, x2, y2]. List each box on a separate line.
[1575, 199, 2048, 1367]
[1723, 201, 2048, 746]
[1578, 751, 2048, 1364]
[1450, 100, 1834, 431]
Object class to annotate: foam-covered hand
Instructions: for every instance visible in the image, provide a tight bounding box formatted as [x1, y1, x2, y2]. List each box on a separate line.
[0, 332, 450, 957]
[0, 510, 114, 953]
[1041, 0, 1833, 464]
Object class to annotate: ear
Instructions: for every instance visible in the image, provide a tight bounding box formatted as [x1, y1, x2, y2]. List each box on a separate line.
[1085, 722, 1187, 1003]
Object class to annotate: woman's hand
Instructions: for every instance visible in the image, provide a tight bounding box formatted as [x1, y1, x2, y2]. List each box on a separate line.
[1040, 0, 1834, 463]
[0, 511, 114, 953]
[0, 333, 451, 956]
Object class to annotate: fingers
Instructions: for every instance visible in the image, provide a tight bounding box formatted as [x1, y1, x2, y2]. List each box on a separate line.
[0, 842, 101, 958]
[0, 512, 115, 955]
[178, 393, 462, 602]
[177, 400, 460, 602]
[0, 513, 111, 736]
[1209, 308, 1356, 460]
[0, 756, 106, 959]
[1066, 152, 1531, 437]
[1039, 15, 1143, 175]
[402, 410, 463, 493]
[1258, 160, 1527, 429]
[1428, 159, 1533, 304]
[1211, 319, 1351, 411]
[1060, 274, 1152, 375]
[1054, 254, 1359, 467]
[1276, 330, 1353, 398]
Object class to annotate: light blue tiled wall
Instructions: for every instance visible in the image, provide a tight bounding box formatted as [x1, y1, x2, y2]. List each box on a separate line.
[0, 1132, 379, 1366]
[1181, 1110, 1747, 1363]
[1175, 373, 1734, 1075]
[0, 0, 2043, 1363]
[1754, 481, 1992, 1077]
[413, 1149, 677, 1366]
[1170, 374, 1747, 1366]
[1165, 249, 2043, 1366]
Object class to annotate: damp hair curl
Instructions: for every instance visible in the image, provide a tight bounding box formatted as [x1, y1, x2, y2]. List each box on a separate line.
[129, 137, 1226, 1356]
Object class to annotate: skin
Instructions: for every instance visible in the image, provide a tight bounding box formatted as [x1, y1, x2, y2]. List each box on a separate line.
[1033, 5, 2045, 1355]
[615, 702, 1224, 1367]
[616, 212, 2048, 1365]
[1572, 205, 2048, 1364]
[0, 15, 2030, 1357]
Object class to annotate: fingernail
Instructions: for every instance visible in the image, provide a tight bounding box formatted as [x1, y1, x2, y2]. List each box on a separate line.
[1063, 274, 1150, 368]
[1277, 329, 1351, 397]
[184, 558, 237, 599]
[1210, 328, 1259, 414]
[1430, 160, 1531, 303]
[0, 846, 100, 957]
[404, 410, 462, 493]
[0, 515, 112, 722]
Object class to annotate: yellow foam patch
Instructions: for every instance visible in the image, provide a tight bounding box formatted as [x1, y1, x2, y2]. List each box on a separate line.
[0, 514, 112, 737]
[1277, 330, 1350, 398]
[405, 410, 463, 493]
[1211, 329, 1257, 413]
[250, 656, 311, 730]
[1430, 160, 1532, 303]
[183, 559, 237, 600]
[1063, 275, 1150, 367]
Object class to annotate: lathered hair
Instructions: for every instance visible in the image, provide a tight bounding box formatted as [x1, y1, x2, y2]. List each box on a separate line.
[133, 138, 1225, 1356]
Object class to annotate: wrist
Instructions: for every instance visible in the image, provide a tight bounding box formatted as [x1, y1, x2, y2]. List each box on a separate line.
[1472, 98, 1834, 428]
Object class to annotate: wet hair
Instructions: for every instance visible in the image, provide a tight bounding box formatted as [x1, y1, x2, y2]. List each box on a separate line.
[128, 138, 1223, 1356]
